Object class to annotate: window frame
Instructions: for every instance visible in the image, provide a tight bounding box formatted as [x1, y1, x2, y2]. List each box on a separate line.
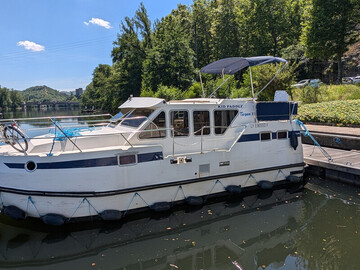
[277, 130, 288, 140]
[213, 109, 239, 136]
[260, 132, 272, 141]
[193, 110, 211, 136]
[138, 111, 167, 140]
[170, 109, 190, 137]
[118, 153, 137, 166]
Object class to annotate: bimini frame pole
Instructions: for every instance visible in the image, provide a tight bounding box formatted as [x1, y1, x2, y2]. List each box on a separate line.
[199, 71, 205, 98]
[255, 61, 288, 99]
[249, 66, 255, 99]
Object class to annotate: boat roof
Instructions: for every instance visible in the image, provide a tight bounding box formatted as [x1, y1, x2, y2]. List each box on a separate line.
[118, 97, 165, 109]
[118, 97, 254, 109]
[200, 56, 287, 75]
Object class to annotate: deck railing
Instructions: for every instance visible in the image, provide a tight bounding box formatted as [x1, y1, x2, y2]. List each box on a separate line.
[0, 113, 250, 158]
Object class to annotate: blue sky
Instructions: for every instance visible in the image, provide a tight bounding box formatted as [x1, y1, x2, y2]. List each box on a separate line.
[0, 0, 193, 91]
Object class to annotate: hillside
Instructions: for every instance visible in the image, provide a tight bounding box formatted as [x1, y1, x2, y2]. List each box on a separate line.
[21, 85, 70, 103]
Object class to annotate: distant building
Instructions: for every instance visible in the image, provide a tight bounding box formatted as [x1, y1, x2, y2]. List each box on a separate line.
[75, 88, 83, 97]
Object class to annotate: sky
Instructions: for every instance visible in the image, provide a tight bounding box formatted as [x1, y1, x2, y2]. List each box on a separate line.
[0, 0, 193, 91]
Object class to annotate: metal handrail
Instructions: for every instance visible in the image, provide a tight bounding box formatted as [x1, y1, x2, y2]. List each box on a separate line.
[0, 118, 249, 156]
[0, 114, 112, 123]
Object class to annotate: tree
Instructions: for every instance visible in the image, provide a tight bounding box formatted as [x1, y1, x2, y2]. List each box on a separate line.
[10, 90, 23, 110]
[0, 87, 11, 111]
[211, 0, 241, 58]
[192, 0, 214, 68]
[142, 5, 195, 92]
[304, 0, 360, 82]
[236, 0, 303, 56]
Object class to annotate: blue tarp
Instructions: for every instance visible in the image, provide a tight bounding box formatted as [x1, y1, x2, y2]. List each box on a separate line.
[200, 56, 287, 75]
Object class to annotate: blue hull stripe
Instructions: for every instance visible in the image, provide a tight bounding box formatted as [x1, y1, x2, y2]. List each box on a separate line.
[238, 131, 300, 143]
[4, 151, 163, 170]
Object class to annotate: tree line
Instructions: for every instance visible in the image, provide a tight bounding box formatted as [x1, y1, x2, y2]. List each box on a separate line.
[0, 85, 79, 112]
[82, 0, 360, 113]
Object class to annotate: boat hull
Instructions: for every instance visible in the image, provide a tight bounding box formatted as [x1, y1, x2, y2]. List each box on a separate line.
[0, 161, 304, 221]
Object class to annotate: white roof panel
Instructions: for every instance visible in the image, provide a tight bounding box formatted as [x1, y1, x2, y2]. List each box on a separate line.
[119, 97, 165, 109]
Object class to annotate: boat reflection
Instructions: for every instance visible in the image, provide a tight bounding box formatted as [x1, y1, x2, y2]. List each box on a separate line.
[0, 186, 305, 270]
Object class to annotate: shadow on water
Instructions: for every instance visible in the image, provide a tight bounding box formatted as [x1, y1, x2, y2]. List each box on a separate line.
[0, 180, 359, 270]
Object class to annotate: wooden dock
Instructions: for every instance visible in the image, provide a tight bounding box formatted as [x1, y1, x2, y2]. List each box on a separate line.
[303, 144, 360, 186]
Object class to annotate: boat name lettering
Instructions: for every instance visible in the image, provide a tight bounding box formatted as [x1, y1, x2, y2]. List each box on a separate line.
[240, 112, 253, 117]
[217, 104, 243, 109]
[250, 123, 268, 128]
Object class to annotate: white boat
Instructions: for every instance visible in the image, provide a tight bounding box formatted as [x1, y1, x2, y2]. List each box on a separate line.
[0, 56, 304, 225]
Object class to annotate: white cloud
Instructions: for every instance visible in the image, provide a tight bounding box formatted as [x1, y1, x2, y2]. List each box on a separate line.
[17, 40, 45, 52]
[84, 18, 112, 29]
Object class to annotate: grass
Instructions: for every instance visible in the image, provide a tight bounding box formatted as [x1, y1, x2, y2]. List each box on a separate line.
[297, 100, 360, 126]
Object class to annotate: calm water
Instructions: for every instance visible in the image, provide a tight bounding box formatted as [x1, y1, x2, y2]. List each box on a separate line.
[0, 178, 359, 270]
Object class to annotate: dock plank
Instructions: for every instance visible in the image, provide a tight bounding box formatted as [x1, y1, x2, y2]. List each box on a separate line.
[303, 144, 360, 181]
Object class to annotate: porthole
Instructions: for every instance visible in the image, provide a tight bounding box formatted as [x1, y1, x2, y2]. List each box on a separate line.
[25, 161, 37, 172]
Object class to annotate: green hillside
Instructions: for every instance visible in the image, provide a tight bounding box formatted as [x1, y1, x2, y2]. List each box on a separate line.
[21, 85, 70, 102]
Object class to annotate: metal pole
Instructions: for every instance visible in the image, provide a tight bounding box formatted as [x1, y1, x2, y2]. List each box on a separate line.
[249, 66, 255, 99]
[50, 119, 82, 152]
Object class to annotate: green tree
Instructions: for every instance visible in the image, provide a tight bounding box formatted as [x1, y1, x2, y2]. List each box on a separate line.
[211, 0, 241, 58]
[192, 0, 214, 67]
[142, 5, 195, 92]
[237, 0, 303, 56]
[303, 0, 360, 82]
[10, 90, 23, 110]
[0, 87, 11, 111]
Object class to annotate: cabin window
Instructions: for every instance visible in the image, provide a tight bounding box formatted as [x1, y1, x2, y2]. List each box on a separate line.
[277, 131, 287, 139]
[214, 110, 238, 134]
[139, 111, 166, 139]
[193, 111, 210, 136]
[171, 111, 189, 136]
[118, 154, 136, 165]
[119, 108, 154, 128]
[260, 132, 271, 141]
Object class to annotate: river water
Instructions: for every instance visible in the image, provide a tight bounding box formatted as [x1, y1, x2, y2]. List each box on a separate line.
[0, 178, 358, 270]
[0, 111, 359, 270]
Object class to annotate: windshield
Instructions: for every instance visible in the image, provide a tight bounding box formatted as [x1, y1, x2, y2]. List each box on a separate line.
[118, 108, 154, 128]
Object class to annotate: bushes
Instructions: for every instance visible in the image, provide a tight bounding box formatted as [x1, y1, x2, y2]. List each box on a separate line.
[297, 100, 360, 126]
[292, 84, 360, 103]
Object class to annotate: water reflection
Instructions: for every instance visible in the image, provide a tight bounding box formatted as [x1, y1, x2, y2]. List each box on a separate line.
[0, 180, 359, 270]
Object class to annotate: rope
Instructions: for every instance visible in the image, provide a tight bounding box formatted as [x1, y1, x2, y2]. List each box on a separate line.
[204, 180, 225, 202]
[243, 174, 257, 186]
[171, 186, 186, 204]
[27, 196, 42, 218]
[67, 198, 86, 222]
[123, 192, 149, 216]
[294, 119, 333, 162]
[274, 169, 287, 181]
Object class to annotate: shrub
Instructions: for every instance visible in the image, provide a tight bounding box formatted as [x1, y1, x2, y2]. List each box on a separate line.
[297, 100, 360, 126]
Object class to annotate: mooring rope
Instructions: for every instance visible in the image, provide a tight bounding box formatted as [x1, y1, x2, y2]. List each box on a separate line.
[171, 186, 186, 205]
[123, 192, 150, 217]
[27, 196, 42, 218]
[294, 119, 333, 162]
[204, 179, 226, 202]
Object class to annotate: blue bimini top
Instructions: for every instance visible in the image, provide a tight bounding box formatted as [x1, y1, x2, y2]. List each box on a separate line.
[200, 56, 287, 75]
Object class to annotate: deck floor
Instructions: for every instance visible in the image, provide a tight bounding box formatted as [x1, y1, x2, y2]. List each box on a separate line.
[303, 144, 360, 177]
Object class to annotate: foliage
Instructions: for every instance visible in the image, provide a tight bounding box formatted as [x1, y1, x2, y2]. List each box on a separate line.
[239, 62, 298, 100]
[292, 84, 360, 103]
[142, 5, 195, 92]
[297, 100, 360, 126]
[303, 0, 360, 81]
[81, 0, 360, 114]
[0, 87, 12, 111]
[21, 85, 70, 103]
